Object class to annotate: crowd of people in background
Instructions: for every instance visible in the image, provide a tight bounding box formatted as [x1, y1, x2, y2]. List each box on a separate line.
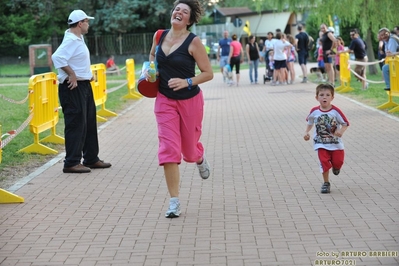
[214, 23, 399, 91]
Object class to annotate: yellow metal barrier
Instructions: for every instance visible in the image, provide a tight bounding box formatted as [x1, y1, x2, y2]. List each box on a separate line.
[123, 58, 142, 99]
[335, 53, 354, 93]
[19, 72, 64, 154]
[0, 188, 24, 204]
[90, 63, 117, 122]
[377, 55, 399, 113]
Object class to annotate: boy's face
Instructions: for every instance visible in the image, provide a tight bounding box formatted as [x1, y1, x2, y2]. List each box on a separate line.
[316, 88, 334, 109]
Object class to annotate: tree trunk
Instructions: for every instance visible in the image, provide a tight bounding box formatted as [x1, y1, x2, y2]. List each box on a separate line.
[366, 28, 378, 75]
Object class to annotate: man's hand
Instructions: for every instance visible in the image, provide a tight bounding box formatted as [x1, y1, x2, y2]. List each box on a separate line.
[67, 74, 78, 90]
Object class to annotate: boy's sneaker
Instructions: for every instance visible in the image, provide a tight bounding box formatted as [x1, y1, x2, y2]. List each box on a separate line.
[197, 157, 210, 179]
[332, 168, 340, 175]
[321, 182, 331, 194]
[165, 198, 181, 218]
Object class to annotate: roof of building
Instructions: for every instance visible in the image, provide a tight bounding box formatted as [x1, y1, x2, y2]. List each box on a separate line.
[215, 7, 254, 16]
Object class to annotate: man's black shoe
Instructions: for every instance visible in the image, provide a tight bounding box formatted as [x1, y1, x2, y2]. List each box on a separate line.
[84, 160, 112, 169]
[63, 164, 91, 173]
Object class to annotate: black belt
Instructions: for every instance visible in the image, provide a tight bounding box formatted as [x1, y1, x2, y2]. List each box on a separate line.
[63, 79, 90, 84]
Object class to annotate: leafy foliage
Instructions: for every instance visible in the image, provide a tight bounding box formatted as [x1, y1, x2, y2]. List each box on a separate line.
[1, 0, 398, 58]
[89, 0, 173, 34]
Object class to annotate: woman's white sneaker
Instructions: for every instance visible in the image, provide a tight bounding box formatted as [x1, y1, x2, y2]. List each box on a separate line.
[165, 197, 181, 218]
[197, 157, 210, 179]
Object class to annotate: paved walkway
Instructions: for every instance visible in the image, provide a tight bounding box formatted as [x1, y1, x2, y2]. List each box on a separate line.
[1, 63, 398, 266]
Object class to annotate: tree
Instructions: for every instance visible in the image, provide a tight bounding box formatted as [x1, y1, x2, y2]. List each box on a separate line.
[0, 0, 80, 56]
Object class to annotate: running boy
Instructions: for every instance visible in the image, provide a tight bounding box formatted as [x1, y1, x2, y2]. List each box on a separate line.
[304, 84, 349, 193]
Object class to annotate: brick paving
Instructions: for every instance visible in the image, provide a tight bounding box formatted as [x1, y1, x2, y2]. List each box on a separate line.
[1, 63, 398, 266]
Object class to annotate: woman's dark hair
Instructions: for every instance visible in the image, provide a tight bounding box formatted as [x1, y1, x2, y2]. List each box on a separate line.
[232, 34, 238, 40]
[172, 0, 204, 30]
[275, 32, 282, 40]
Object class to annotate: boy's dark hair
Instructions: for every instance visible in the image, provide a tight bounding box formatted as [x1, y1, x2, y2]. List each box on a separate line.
[316, 83, 335, 97]
[172, 0, 204, 30]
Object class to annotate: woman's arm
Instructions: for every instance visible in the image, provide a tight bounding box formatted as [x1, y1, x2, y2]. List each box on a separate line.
[148, 31, 160, 61]
[188, 37, 214, 85]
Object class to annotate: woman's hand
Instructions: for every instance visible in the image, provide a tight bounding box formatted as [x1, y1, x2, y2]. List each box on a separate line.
[169, 78, 189, 91]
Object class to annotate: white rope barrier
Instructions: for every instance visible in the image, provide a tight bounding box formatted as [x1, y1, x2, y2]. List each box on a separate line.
[347, 58, 385, 66]
[105, 66, 127, 74]
[348, 68, 385, 84]
[0, 90, 31, 104]
[346, 58, 386, 84]
[1, 112, 33, 149]
[106, 81, 128, 94]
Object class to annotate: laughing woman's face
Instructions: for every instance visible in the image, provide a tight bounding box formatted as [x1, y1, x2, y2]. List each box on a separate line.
[171, 3, 191, 27]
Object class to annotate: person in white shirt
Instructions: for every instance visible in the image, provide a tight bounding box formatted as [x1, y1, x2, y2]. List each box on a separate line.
[52, 10, 111, 173]
[271, 32, 292, 85]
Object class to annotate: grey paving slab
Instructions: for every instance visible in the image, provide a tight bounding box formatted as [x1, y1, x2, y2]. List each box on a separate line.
[1, 63, 398, 266]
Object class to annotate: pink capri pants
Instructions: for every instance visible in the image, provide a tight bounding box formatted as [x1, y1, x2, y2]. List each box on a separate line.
[154, 91, 205, 165]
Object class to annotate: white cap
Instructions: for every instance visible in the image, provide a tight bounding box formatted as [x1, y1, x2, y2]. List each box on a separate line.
[328, 26, 335, 32]
[68, 10, 94, 24]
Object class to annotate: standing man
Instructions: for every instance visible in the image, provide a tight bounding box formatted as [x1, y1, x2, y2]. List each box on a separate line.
[295, 24, 309, 83]
[217, 30, 232, 82]
[52, 10, 112, 173]
[338, 28, 368, 90]
[379, 27, 399, 91]
[320, 23, 336, 84]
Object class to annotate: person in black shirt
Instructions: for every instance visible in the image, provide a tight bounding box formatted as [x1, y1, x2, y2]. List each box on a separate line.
[320, 24, 336, 84]
[147, 0, 213, 218]
[338, 28, 368, 90]
[295, 24, 309, 83]
[246, 35, 261, 84]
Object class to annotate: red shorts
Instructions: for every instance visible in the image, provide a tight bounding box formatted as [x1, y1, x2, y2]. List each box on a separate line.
[317, 148, 345, 173]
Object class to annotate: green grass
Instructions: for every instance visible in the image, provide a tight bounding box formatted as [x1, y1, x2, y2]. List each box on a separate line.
[0, 63, 32, 76]
[0, 62, 398, 187]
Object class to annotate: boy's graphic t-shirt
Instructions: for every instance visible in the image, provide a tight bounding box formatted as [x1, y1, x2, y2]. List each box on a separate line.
[306, 105, 349, 151]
